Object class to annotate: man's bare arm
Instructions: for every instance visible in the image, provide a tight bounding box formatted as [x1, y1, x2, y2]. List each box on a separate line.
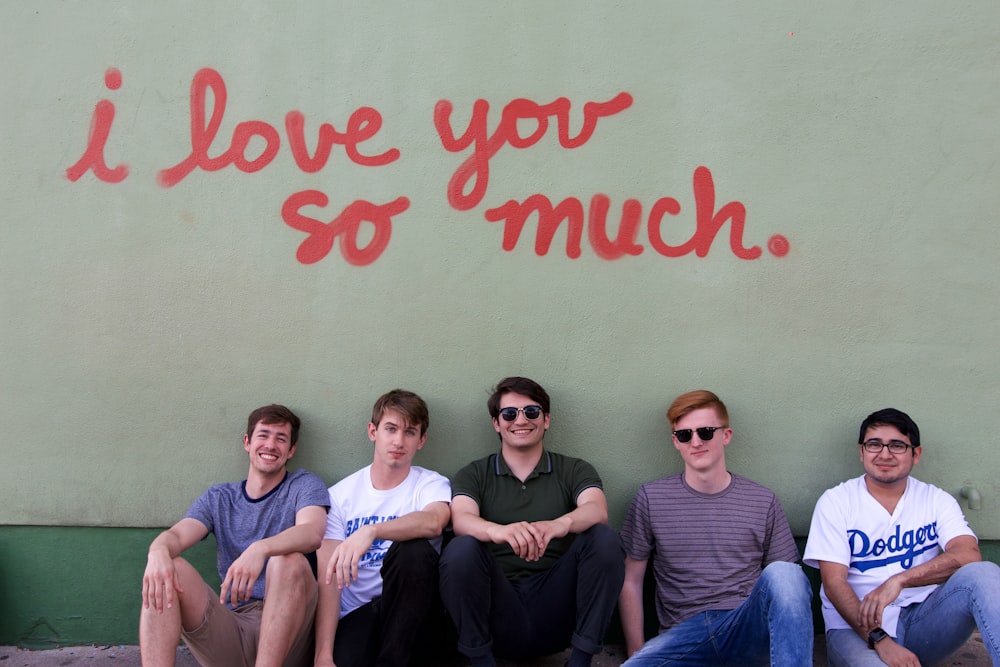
[819, 560, 921, 666]
[314, 539, 343, 667]
[142, 518, 210, 613]
[326, 502, 451, 588]
[529, 486, 609, 555]
[619, 556, 648, 657]
[221, 504, 327, 607]
[858, 535, 980, 631]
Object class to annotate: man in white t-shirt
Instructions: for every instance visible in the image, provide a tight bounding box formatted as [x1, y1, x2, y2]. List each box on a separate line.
[804, 408, 1000, 666]
[314, 390, 452, 667]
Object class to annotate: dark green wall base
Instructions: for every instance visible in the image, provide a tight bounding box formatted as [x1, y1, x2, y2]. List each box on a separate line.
[1, 526, 998, 648]
[0, 526, 217, 648]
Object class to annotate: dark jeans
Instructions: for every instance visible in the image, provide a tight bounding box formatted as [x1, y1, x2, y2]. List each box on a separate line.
[438, 524, 625, 661]
[333, 539, 447, 667]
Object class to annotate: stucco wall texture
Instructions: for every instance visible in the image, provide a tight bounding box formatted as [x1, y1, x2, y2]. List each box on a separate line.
[3, 3, 998, 543]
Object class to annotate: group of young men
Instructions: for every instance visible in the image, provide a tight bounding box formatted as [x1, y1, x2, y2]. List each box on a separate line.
[140, 378, 1000, 667]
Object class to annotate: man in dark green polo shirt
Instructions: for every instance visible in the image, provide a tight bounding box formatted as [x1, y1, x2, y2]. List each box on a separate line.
[439, 376, 625, 667]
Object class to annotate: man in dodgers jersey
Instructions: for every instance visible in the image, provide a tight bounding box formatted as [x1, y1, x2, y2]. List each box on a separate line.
[804, 407, 1000, 666]
[314, 389, 451, 667]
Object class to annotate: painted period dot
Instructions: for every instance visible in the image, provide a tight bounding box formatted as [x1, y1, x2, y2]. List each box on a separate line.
[105, 67, 122, 90]
[768, 234, 790, 257]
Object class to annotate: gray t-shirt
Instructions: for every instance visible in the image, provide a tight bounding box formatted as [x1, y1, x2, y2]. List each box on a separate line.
[619, 472, 799, 631]
[185, 468, 329, 603]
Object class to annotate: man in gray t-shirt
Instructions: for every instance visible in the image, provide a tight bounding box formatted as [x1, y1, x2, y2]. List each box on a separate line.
[618, 390, 813, 667]
[139, 404, 329, 667]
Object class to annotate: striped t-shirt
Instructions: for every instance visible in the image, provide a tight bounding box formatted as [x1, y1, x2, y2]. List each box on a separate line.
[619, 472, 799, 631]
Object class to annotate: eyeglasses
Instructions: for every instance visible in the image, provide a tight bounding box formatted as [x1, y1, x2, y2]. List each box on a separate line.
[672, 426, 727, 443]
[498, 405, 545, 422]
[862, 439, 915, 454]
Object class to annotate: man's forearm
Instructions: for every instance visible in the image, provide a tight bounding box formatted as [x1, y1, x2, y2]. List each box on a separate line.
[314, 575, 341, 663]
[148, 529, 184, 560]
[619, 581, 646, 655]
[255, 521, 324, 558]
[369, 504, 449, 543]
[557, 500, 607, 534]
[890, 545, 981, 590]
[451, 511, 501, 541]
[824, 577, 869, 636]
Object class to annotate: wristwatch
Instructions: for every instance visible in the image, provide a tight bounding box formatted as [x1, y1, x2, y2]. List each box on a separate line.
[868, 627, 890, 649]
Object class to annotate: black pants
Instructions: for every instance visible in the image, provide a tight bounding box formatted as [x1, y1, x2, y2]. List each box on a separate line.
[332, 539, 448, 667]
[438, 524, 625, 661]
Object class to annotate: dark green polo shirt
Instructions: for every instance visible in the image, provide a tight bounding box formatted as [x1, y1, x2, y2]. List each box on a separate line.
[451, 449, 603, 579]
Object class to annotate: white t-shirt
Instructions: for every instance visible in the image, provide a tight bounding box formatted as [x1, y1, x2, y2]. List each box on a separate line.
[804, 475, 975, 636]
[324, 464, 451, 617]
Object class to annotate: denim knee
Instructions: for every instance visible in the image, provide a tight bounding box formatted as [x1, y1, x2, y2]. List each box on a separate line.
[760, 561, 812, 605]
[951, 561, 1000, 595]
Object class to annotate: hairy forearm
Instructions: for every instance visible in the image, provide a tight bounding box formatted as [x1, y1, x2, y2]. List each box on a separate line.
[824, 576, 868, 636]
[891, 546, 980, 590]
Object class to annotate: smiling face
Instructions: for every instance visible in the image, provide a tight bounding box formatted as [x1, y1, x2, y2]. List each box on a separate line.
[493, 391, 550, 452]
[243, 420, 295, 478]
[369, 408, 427, 472]
[860, 423, 921, 487]
[672, 407, 731, 475]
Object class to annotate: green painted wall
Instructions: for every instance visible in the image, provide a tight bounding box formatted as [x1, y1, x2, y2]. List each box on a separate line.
[3, 0, 999, 647]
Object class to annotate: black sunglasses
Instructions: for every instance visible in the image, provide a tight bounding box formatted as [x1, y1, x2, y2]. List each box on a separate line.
[498, 405, 544, 421]
[672, 426, 727, 443]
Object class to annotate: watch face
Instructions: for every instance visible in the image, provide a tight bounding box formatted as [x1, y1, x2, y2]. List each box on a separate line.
[868, 627, 890, 648]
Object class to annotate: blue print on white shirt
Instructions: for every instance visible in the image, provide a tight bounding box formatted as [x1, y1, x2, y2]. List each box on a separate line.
[849, 522, 939, 572]
[344, 514, 398, 568]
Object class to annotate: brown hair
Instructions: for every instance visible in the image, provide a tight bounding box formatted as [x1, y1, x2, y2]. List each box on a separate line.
[246, 404, 301, 445]
[487, 376, 551, 419]
[666, 390, 729, 428]
[371, 389, 430, 436]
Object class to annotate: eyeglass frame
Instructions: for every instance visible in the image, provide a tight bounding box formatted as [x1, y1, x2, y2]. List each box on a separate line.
[861, 439, 916, 455]
[497, 405, 545, 422]
[672, 425, 728, 443]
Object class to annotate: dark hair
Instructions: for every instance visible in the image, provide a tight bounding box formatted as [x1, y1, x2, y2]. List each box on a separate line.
[371, 389, 430, 436]
[246, 404, 301, 445]
[666, 390, 729, 428]
[487, 376, 551, 419]
[858, 408, 920, 448]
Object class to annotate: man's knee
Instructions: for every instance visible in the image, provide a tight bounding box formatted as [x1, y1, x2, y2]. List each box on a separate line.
[383, 539, 439, 582]
[578, 524, 625, 564]
[952, 560, 1000, 594]
[264, 553, 315, 594]
[440, 535, 488, 574]
[760, 561, 812, 603]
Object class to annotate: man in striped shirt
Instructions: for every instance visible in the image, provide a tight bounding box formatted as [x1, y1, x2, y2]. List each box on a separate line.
[618, 389, 813, 666]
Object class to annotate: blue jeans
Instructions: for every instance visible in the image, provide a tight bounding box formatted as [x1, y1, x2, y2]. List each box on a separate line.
[826, 561, 1000, 666]
[623, 561, 813, 667]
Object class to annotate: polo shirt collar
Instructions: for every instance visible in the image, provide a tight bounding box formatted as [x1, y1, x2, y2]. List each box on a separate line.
[493, 449, 553, 480]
